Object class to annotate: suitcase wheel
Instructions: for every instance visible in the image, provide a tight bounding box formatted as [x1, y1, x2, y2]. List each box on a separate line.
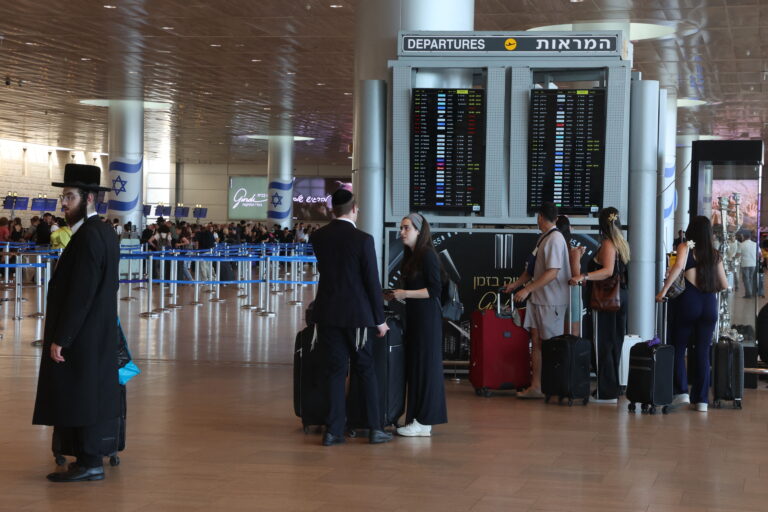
[54, 455, 67, 466]
[661, 406, 669, 415]
[475, 387, 492, 398]
[649, 406, 657, 415]
[567, 398, 574, 407]
[734, 400, 742, 410]
[628, 402, 636, 413]
[641, 403, 649, 414]
[109, 455, 120, 467]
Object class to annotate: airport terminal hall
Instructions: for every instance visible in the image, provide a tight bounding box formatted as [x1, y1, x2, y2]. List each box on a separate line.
[2, 0, 768, 510]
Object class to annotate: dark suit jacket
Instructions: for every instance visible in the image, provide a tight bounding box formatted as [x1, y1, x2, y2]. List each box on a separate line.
[33, 215, 120, 427]
[309, 219, 384, 328]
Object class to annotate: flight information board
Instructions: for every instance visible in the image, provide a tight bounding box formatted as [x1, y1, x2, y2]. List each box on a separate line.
[411, 88, 485, 214]
[527, 89, 606, 215]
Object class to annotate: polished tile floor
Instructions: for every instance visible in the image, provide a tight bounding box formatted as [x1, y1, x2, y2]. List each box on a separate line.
[0, 274, 767, 512]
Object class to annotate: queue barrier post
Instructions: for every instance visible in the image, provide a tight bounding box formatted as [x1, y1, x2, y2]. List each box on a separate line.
[13, 258, 23, 320]
[190, 255, 203, 306]
[153, 253, 170, 314]
[241, 256, 260, 310]
[28, 254, 45, 318]
[3, 242, 10, 287]
[210, 260, 226, 303]
[168, 253, 183, 309]
[258, 256, 275, 317]
[121, 256, 137, 301]
[140, 254, 159, 318]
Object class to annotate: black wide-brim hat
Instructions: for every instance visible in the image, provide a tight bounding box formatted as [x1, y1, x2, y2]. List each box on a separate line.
[52, 163, 111, 192]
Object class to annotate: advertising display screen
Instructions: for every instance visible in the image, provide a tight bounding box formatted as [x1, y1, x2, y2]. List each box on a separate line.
[527, 89, 606, 215]
[410, 88, 485, 214]
[228, 176, 268, 220]
[292, 177, 352, 221]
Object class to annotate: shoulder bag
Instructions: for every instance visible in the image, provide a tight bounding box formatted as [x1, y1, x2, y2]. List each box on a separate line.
[589, 254, 621, 312]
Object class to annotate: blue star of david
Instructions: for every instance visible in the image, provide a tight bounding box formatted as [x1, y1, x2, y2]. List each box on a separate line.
[112, 175, 127, 196]
[271, 192, 283, 208]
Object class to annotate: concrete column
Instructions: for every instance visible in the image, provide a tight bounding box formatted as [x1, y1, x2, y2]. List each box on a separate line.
[628, 79, 660, 341]
[108, 99, 144, 228]
[675, 136, 694, 234]
[356, 80, 387, 276]
[661, 88, 677, 250]
[266, 135, 293, 228]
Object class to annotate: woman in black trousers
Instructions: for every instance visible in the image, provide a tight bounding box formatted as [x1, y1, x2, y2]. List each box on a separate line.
[386, 213, 447, 437]
[571, 207, 630, 404]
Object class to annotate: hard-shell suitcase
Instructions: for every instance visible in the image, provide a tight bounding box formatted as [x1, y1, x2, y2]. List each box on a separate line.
[541, 286, 591, 406]
[347, 313, 406, 430]
[293, 325, 329, 432]
[52, 385, 127, 467]
[712, 337, 744, 409]
[469, 291, 531, 396]
[626, 301, 674, 414]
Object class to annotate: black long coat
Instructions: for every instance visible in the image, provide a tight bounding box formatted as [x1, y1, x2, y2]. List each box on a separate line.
[33, 215, 121, 427]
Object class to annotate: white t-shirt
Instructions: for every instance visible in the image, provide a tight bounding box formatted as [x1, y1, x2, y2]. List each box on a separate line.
[739, 239, 757, 267]
[530, 227, 571, 307]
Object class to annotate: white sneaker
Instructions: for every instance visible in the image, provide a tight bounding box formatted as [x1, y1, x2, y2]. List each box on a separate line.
[396, 419, 431, 437]
[591, 398, 618, 404]
[672, 393, 690, 407]
[690, 403, 708, 412]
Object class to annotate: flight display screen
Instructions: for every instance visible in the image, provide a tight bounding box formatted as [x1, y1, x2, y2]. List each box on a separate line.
[410, 88, 485, 214]
[527, 89, 606, 215]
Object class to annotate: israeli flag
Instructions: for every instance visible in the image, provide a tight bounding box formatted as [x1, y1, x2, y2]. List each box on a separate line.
[108, 157, 143, 212]
[267, 179, 293, 221]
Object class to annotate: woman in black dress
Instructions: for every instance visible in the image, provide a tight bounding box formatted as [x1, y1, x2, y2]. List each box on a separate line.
[386, 213, 447, 437]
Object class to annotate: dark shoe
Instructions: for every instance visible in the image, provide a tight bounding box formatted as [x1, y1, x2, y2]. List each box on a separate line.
[322, 432, 346, 446]
[369, 429, 393, 444]
[47, 465, 104, 482]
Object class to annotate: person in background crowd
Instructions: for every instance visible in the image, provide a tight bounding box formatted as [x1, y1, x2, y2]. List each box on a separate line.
[0, 217, 10, 242]
[386, 214, 447, 437]
[10, 218, 24, 243]
[556, 215, 586, 335]
[657, 216, 727, 412]
[513, 202, 571, 399]
[112, 218, 122, 236]
[25, 216, 40, 242]
[736, 232, 758, 298]
[571, 207, 630, 404]
[310, 189, 392, 447]
[194, 224, 216, 281]
[35, 213, 54, 246]
[759, 238, 768, 298]
[50, 217, 73, 250]
[33, 163, 120, 482]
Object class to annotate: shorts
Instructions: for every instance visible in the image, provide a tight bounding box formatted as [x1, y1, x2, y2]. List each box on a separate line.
[524, 303, 567, 341]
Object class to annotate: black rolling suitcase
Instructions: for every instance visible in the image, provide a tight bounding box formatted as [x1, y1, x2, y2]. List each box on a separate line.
[293, 325, 329, 432]
[347, 313, 406, 430]
[542, 287, 591, 406]
[626, 301, 674, 414]
[712, 336, 744, 409]
[52, 386, 127, 467]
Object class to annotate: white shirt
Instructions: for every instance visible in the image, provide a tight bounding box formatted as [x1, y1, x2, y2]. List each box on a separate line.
[337, 217, 357, 228]
[71, 212, 97, 235]
[738, 239, 757, 267]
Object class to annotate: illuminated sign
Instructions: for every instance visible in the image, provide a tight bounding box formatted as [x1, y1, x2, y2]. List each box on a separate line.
[228, 176, 268, 220]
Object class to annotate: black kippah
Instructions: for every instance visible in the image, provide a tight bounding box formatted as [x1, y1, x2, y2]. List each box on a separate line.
[331, 188, 354, 207]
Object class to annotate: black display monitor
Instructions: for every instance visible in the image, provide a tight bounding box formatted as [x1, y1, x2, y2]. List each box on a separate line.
[44, 198, 58, 211]
[174, 206, 190, 218]
[142, 204, 152, 216]
[410, 88, 485, 214]
[527, 89, 606, 215]
[193, 207, 208, 219]
[154, 205, 172, 217]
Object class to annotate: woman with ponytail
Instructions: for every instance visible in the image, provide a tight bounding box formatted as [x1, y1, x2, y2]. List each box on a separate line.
[571, 207, 630, 403]
[657, 216, 727, 412]
[385, 213, 447, 437]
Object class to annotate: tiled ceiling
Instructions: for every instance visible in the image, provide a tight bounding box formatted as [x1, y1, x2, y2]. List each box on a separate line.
[0, 0, 764, 165]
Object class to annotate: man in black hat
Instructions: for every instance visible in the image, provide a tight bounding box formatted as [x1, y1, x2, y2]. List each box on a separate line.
[33, 163, 121, 482]
[309, 189, 393, 446]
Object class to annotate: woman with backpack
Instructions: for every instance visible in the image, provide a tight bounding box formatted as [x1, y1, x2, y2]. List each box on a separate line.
[385, 213, 447, 437]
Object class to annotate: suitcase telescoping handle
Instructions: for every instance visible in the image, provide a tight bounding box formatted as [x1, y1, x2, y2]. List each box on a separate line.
[656, 298, 668, 344]
[572, 283, 582, 338]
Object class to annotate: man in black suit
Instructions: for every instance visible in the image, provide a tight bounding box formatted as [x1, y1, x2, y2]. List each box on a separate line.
[35, 212, 53, 246]
[309, 189, 393, 446]
[33, 164, 121, 482]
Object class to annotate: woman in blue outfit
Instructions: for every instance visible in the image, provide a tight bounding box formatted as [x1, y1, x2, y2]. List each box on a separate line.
[656, 216, 728, 412]
[385, 213, 447, 437]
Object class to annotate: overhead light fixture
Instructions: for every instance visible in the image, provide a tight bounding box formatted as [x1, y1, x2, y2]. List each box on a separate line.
[251, 59, 262, 62]
[330, 4, 344, 7]
[80, 57, 91, 61]
[316, 82, 325, 86]
[677, 98, 707, 108]
[103, 4, 117, 8]
[79, 99, 173, 110]
[527, 21, 678, 41]
[343, 92, 352, 96]
[25, 42, 39, 46]
[286, 71, 296, 75]
[161, 26, 174, 30]
[157, 50, 172, 54]
[209, 44, 222, 48]
[245, 135, 315, 141]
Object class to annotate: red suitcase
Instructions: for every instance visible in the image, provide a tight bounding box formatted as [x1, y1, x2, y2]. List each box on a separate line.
[470, 292, 531, 396]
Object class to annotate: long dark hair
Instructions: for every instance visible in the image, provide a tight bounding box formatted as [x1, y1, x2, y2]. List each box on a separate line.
[556, 215, 572, 245]
[401, 215, 439, 279]
[684, 216, 720, 293]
